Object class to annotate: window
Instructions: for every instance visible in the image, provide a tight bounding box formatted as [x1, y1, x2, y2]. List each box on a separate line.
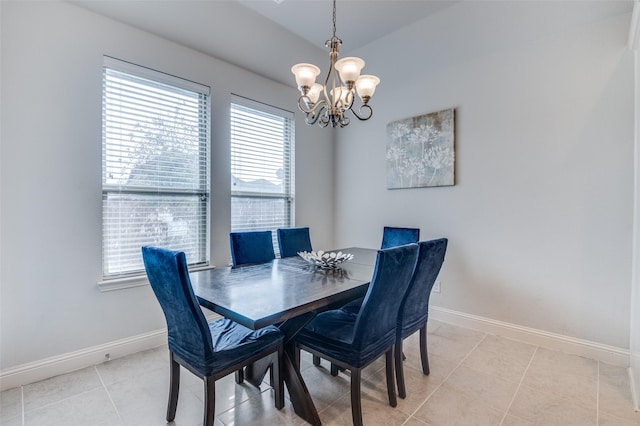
[230, 96, 294, 251]
[102, 57, 210, 279]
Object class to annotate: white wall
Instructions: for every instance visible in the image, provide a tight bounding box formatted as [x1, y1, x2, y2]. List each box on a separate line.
[334, 2, 634, 349]
[0, 1, 333, 371]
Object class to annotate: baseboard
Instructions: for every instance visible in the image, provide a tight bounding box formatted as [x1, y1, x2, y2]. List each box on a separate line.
[0, 312, 221, 392]
[0, 330, 167, 392]
[430, 305, 629, 367]
[1, 308, 629, 391]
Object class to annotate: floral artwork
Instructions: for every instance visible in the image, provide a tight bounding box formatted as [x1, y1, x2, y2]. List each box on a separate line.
[386, 108, 455, 189]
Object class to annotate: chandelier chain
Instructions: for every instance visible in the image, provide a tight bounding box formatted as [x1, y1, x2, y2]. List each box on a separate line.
[332, 0, 337, 39]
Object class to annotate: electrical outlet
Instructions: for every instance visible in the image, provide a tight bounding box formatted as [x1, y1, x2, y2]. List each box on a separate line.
[433, 280, 441, 293]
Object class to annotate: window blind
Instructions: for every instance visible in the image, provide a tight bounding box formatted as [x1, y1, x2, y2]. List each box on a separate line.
[102, 57, 210, 278]
[230, 96, 294, 252]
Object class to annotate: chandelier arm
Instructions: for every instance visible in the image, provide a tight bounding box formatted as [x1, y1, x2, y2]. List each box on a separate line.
[297, 96, 327, 115]
[350, 104, 373, 121]
[304, 103, 328, 126]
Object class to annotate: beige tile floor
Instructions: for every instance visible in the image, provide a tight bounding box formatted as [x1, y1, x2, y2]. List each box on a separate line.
[1, 320, 638, 426]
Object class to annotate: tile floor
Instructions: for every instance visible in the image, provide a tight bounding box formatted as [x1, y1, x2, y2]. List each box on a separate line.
[1, 320, 638, 426]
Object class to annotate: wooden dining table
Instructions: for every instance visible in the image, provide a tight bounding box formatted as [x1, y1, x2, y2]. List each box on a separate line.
[190, 247, 377, 426]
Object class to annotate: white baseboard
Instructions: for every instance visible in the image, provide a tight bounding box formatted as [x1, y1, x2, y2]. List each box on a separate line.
[430, 306, 630, 367]
[1, 309, 629, 391]
[0, 313, 221, 392]
[0, 330, 167, 392]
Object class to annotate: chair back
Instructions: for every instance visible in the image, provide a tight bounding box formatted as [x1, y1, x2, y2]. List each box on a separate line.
[230, 231, 275, 266]
[277, 227, 312, 258]
[352, 244, 419, 350]
[142, 246, 214, 366]
[398, 239, 448, 337]
[381, 226, 420, 249]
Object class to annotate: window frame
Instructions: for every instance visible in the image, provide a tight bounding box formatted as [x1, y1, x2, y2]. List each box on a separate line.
[100, 57, 211, 286]
[230, 95, 295, 253]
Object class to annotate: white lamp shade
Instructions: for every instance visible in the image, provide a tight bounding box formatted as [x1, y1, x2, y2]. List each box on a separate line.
[334, 57, 365, 83]
[330, 87, 349, 107]
[307, 83, 323, 104]
[355, 75, 380, 100]
[291, 63, 321, 88]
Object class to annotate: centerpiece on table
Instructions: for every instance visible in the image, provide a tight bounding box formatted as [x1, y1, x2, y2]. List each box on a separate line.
[297, 250, 354, 270]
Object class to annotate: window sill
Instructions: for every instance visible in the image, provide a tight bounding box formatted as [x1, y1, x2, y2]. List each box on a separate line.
[97, 264, 216, 292]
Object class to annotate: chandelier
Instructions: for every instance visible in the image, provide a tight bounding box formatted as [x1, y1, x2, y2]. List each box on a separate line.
[291, 0, 380, 128]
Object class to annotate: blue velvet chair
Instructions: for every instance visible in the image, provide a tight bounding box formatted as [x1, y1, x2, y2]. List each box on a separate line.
[394, 238, 447, 398]
[277, 227, 312, 258]
[141, 246, 284, 426]
[381, 226, 420, 249]
[294, 244, 419, 426]
[229, 230, 275, 266]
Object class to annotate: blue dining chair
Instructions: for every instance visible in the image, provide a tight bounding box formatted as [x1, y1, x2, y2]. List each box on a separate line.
[277, 227, 312, 258]
[229, 230, 275, 266]
[294, 244, 419, 426]
[395, 238, 447, 398]
[381, 226, 420, 249]
[141, 246, 284, 426]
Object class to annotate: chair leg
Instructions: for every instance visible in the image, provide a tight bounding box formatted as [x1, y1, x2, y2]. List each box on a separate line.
[312, 355, 321, 366]
[350, 368, 363, 426]
[203, 376, 215, 426]
[235, 368, 244, 384]
[385, 348, 397, 407]
[167, 352, 180, 422]
[273, 346, 285, 409]
[330, 363, 339, 376]
[420, 324, 430, 375]
[395, 338, 407, 399]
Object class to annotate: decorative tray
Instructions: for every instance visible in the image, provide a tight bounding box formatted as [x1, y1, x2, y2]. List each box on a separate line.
[297, 250, 354, 269]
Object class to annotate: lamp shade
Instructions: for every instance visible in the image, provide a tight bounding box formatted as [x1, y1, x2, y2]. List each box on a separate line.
[355, 75, 380, 101]
[307, 83, 323, 104]
[330, 86, 349, 108]
[334, 57, 365, 83]
[291, 63, 321, 88]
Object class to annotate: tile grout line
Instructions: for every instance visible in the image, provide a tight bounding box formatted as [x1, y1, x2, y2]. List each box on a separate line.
[20, 385, 25, 426]
[596, 361, 600, 426]
[94, 365, 122, 423]
[498, 344, 539, 426]
[401, 332, 489, 425]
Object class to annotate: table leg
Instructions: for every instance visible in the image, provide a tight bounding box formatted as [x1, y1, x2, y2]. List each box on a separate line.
[283, 343, 321, 426]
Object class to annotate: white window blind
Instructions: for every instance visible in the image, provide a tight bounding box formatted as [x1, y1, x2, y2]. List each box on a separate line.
[230, 96, 294, 251]
[102, 57, 210, 278]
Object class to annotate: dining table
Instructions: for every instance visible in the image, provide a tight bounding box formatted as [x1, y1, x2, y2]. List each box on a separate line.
[190, 247, 378, 426]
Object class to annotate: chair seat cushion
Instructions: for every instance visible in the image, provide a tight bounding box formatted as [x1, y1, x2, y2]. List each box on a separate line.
[297, 309, 393, 368]
[173, 318, 283, 376]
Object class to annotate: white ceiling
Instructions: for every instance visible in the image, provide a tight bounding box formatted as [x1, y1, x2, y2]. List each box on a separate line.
[237, 0, 458, 50]
[71, 0, 459, 84]
[72, 0, 634, 86]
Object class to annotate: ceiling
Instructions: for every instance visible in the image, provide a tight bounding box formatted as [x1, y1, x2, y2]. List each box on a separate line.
[72, 0, 634, 86]
[237, 0, 458, 50]
[72, 0, 458, 84]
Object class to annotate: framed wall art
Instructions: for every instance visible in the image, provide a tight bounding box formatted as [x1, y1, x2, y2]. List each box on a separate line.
[386, 108, 455, 189]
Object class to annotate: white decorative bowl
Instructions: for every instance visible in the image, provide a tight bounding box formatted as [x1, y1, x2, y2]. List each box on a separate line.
[298, 250, 354, 269]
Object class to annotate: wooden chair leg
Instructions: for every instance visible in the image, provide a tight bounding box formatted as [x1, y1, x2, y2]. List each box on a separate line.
[312, 355, 321, 366]
[203, 376, 215, 426]
[385, 348, 397, 407]
[420, 324, 430, 375]
[273, 346, 284, 409]
[235, 368, 244, 384]
[330, 363, 339, 376]
[395, 338, 407, 399]
[350, 368, 363, 426]
[167, 352, 180, 421]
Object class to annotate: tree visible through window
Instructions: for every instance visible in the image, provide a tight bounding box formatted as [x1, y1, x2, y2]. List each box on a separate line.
[230, 96, 294, 253]
[102, 57, 210, 278]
